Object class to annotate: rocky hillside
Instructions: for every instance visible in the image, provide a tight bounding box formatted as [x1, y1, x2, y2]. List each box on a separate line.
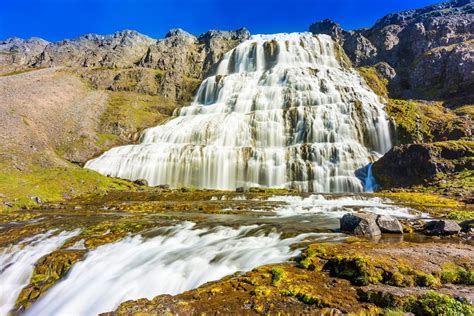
[0, 28, 249, 102]
[310, 0, 473, 105]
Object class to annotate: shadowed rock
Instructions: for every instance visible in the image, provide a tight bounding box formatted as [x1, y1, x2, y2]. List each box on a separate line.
[340, 213, 382, 237]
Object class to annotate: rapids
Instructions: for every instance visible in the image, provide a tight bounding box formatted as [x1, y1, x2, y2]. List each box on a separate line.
[0, 230, 80, 315]
[85, 33, 391, 192]
[24, 223, 336, 315]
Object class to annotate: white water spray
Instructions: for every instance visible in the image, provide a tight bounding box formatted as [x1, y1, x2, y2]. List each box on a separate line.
[26, 222, 338, 315]
[0, 230, 79, 316]
[85, 33, 391, 192]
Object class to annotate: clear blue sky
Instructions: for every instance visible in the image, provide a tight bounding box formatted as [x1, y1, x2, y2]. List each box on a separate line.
[1, 0, 440, 41]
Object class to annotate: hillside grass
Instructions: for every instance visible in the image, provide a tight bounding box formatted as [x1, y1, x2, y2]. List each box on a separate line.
[0, 162, 135, 212]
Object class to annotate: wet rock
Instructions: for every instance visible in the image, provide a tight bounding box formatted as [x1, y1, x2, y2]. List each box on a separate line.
[376, 215, 403, 234]
[235, 187, 245, 193]
[424, 220, 462, 236]
[459, 219, 474, 232]
[340, 213, 381, 237]
[133, 179, 149, 186]
[156, 184, 170, 190]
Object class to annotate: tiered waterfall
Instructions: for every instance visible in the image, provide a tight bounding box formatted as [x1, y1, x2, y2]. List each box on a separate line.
[85, 33, 391, 192]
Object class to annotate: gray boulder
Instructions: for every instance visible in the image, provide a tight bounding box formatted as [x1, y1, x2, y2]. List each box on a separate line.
[425, 220, 462, 236]
[340, 213, 381, 237]
[376, 215, 403, 233]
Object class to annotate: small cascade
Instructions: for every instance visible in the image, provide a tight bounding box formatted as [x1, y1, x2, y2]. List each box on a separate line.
[0, 230, 79, 316]
[363, 163, 378, 192]
[85, 33, 391, 192]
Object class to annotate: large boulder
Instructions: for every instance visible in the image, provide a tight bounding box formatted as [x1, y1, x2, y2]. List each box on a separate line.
[340, 213, 381, 237]
[376, 215, 403, 234]
[424, 220, 462, 236]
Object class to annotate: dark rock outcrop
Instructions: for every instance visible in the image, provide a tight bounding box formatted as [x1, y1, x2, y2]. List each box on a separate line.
[340, 213, 382, 237]
[372, 141, 473, 188]
[424, 220, 462, 235]
[309, 0, 474, 102]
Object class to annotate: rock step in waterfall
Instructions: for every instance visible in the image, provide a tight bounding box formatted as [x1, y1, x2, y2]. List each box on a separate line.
[85, 32, 391, 192]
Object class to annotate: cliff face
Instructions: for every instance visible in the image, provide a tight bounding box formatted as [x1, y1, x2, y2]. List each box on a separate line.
[309, 0, 473, 104]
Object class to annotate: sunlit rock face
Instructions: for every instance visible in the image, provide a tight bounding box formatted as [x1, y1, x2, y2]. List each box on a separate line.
[85, 33, 391, 192]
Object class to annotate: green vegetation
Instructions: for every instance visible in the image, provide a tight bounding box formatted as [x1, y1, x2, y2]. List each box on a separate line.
[0, 67, 43, 77]
[0, 163, 134, 212]
[384, 99, 462, 144]
[271, 267, 287, 286]
[440, 263, 474, 285]
[357, 66, 388, 97]
[98, 90, 177, 146]
[407, 291, 473, 316]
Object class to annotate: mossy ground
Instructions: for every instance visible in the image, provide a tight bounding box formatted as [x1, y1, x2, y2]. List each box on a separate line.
[111, 241, 473, 315]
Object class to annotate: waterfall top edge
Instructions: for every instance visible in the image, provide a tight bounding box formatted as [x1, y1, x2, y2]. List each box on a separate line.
[248, 32, 331, 42]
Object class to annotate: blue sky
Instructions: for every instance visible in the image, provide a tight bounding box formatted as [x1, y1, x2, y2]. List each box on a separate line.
[1, 0, 439, 41]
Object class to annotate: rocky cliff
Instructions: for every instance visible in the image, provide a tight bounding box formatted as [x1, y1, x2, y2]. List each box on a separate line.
[309, 0, 473, 104]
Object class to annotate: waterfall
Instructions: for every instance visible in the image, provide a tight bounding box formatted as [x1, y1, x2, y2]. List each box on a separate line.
[85, 32, 391, 192]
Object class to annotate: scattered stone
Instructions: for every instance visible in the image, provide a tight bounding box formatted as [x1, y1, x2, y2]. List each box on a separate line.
[376, 215, 403, 234]
[30, 196, 42, 204]
[340, 213, 381, 237]
[133, 179, 149, 186]
[459, 220, 474, 232]
[424, 220, 462, 236]
[180, 187, 190, 192]
[235, 187, 245, 193]
[157, 184, 170, 190]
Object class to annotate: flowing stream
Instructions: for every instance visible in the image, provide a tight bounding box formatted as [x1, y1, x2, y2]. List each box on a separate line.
[85, 32, 391, 192]
[0, 195, 425, 315]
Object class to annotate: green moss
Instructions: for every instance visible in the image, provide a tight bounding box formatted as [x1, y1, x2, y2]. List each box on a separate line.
[447, 210, 474, 221]
[440, 263, 474, 285]
[384, 99, 464, 144]
[377, 192, 461, 209]
[99, 91, 177, 144]
[271, 268, 286, 286]
[357, 66, 388, 97]
[406, 291, 474, 316]
[251, 286, 272, 297]
[384, 309, 406, 316]
[415, 272, 439, 287]
[329, 255, 383, 286]
[280, 286, 324, 305]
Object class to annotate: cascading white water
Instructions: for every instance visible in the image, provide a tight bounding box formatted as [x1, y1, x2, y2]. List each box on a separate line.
[86, 32, 391, 192]
[0, 230, 79, 316]
[25, 222, 336, 315]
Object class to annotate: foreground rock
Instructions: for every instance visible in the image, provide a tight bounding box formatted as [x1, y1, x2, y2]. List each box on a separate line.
[340, 213, 381, 237]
